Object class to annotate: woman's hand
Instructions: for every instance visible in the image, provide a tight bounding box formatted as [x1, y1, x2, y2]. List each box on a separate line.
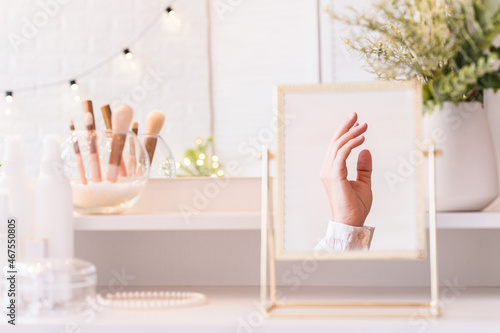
[320, 112, 373, 227]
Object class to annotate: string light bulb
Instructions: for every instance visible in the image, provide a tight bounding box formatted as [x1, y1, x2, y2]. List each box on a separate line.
[166, 6, 176, 17]
[123, 48, 133, 60]
[70, 80, 78, 91]
[5, 91, 13, 103]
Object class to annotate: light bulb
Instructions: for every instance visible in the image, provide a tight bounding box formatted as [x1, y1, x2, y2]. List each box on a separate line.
[212, 155, 219, 162]
[5, 91, 13, 103]
[70, 80, 78, 91]
[184, 157, 191, 166]
[123, 48, 133, 60]
[217, 170, 224, 176]
[195, 138, 202, 145]
[198, 153, 206, 160]
[166, 6, 176, 17]
[196, 159, 204, 166]
[212, 162, 219, 168]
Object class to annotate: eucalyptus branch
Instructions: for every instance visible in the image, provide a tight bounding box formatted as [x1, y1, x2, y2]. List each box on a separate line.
[332, 0, 500, 112]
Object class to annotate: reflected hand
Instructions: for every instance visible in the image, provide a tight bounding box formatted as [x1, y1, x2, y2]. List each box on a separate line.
[320, 112, 373, 227]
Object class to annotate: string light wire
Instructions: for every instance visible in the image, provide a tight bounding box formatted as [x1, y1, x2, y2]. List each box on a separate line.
[1, 2, 177, 94]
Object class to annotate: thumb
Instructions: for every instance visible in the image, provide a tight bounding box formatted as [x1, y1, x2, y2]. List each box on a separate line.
[356, 149, 372, 185]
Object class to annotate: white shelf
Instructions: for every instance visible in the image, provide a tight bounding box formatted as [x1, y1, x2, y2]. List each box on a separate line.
[4, 286, 500, 332]
[74, 211, 500, 231]
[433, 211, 500, 229]
[74, 211, 260, 231]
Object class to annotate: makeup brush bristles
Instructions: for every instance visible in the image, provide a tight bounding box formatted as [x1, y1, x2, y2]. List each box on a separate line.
[144, 110, 165, 164]
[112, 104, 133, 131]
[107, 104, 133, 182]
[145, 110, 165, 135]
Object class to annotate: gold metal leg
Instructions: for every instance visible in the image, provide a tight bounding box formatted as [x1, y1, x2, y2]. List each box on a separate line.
[260, 145, 269, 309]
[426, 141, 440, 316]
[260, 143, 441, 317]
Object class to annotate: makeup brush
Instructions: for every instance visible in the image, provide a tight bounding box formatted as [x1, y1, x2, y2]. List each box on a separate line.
[101, 104, 127, 177]
[127, 121, 139, 176]
[83, 100, 96, 129]
[69, 119, 87, 185]
[100, 104, 112, 130]
[131, 121, 138, 136]
[107, 104, 133, 182]
[84, 112, 102, 182]
[144, 110, 165, 164]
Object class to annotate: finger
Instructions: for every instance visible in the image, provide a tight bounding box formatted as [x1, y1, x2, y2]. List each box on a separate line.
[356, 149, 372, 185]
[333, 112, 358, 142]
[329, 123, 367, 167]
[333, 136, 366, 176]
[326, 113, 358, 155]
[322, 113, 358, 171]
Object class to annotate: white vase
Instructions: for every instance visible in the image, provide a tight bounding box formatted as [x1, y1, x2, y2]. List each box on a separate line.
[423, 101, 499, 211]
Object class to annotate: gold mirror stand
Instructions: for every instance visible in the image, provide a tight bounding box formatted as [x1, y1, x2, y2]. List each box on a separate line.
[260, 142, 441, 318]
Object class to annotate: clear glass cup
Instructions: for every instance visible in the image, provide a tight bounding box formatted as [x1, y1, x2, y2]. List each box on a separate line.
[138, 134, 176, 178]
[61, 129, 150, 214]
[2, 258, 96, 317]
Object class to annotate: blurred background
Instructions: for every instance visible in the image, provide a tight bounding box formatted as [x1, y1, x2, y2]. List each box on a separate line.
[0, 0, 376, 177]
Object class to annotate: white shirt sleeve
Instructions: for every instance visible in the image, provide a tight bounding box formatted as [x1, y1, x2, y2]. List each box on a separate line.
[314, 221, 375, 252]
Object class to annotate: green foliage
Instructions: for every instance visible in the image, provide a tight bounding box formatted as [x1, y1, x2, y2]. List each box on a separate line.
[333, 0, 500, 112]
[177, 137, 224, 177]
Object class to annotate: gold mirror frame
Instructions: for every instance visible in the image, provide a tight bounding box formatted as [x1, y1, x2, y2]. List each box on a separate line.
[261, 82, 440, 317]
[275, 81, 425, 260]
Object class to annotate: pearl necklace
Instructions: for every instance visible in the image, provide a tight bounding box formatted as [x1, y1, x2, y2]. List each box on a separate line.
[97, 291, 207, 309]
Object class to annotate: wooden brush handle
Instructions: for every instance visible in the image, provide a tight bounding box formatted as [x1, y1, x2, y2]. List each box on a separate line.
[107, 133, 127, 182]
[71, 134, 87, 185]
[101, 105, 112, 130]
[144, 136, 158, 164]
[87, 125, 102, 182]
[83, 101, 96, 129]
[76, 154, 87, 185]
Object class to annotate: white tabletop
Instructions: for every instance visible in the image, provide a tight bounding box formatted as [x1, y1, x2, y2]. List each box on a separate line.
[2, 286, 499, 332]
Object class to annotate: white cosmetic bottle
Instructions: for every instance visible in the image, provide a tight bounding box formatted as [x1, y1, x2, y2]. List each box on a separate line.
[0, 136, 34, 260]
[34, 135, 74, 259]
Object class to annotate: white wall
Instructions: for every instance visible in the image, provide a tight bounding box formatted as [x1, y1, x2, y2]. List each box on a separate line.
[0, 0, 213, 177]
[320, 0, 377, 83]
[0, 0, 322, 178]
[211, 0, 320, 176]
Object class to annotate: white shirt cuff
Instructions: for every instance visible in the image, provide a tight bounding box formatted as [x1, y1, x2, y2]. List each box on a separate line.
[314, 220, 375, 252]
